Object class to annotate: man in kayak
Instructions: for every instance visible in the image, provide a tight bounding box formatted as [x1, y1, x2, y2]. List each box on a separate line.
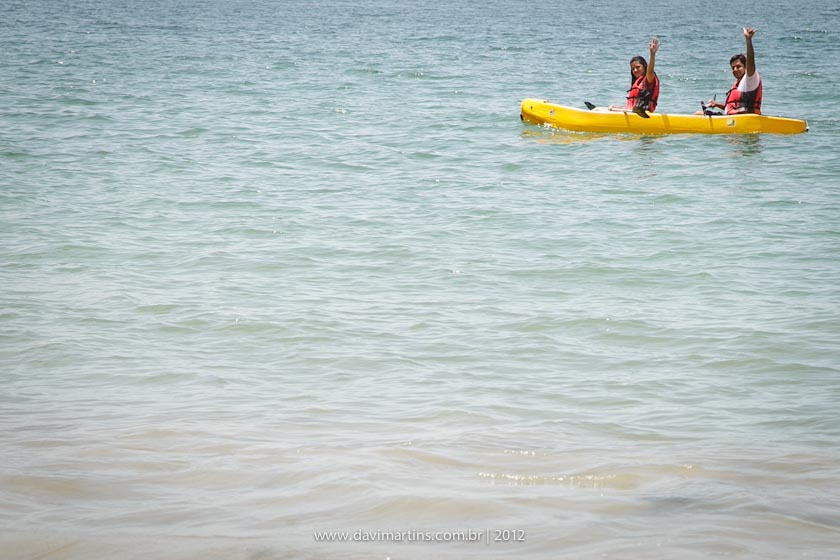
[608, 37, 660, 116]
[701, 27, 762, 115]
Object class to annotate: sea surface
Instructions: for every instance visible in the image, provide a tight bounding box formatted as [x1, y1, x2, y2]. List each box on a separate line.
[2, 0, 839, 558]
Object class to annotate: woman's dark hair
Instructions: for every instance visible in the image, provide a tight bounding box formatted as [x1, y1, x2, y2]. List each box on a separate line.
[730, 53, 747, 66]
[630, 55, 647, 86]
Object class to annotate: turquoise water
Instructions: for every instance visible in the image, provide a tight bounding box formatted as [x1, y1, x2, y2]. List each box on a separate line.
[2, 0, 840, 558]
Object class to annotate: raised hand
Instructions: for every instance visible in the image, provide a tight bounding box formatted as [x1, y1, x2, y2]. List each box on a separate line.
[649, 36, 660, 54]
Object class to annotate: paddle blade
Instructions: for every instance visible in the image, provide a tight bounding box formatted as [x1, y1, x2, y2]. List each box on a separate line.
[584, 101, 596, 110]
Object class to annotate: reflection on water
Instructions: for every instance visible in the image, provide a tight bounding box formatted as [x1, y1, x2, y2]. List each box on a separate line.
[726, 133, 763, 156]
[636, 135, 662, 151]
[519, 126, 660, 145]
[521, 124, 764, 156]
[520, 126, 607, 145]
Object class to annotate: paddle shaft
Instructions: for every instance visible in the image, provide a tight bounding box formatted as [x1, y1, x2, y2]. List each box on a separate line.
[584, 101, 650, 118]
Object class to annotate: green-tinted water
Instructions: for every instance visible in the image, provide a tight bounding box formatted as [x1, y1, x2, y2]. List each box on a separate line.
[2, 0, 839, 558]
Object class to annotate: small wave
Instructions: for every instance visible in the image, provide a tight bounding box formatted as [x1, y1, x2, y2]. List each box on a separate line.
[477, 470, 643, 490]
[61, 96, 100, 107]
[346, 67, 383, 76]
[176, 127, 209, 137]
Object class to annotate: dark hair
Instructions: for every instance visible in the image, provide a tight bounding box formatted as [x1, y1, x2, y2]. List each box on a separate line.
[630, 55, 647, 86]
[730, 53, 746, 66]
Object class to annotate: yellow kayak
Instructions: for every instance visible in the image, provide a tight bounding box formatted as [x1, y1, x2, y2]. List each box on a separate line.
[520, 98, 808, 135]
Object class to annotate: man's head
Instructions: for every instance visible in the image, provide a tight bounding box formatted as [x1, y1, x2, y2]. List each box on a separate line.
[730, 54, 747, 79]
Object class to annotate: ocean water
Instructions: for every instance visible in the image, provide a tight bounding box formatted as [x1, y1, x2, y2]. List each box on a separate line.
[2, 0, 840, 558]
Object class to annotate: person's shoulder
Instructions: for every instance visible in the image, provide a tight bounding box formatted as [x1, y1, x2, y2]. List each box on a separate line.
[742, 71, 760, 91]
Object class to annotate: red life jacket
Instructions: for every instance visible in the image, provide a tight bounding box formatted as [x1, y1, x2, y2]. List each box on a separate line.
[725, 76, 762, 115]
[626, 73, 660, 112]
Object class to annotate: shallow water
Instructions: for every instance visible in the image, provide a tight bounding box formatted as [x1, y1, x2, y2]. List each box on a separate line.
[2, 0, 840, 558]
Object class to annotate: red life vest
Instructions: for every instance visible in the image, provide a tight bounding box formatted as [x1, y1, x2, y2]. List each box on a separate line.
[626, 73, 660, 112]
[725, 76, 762, 115]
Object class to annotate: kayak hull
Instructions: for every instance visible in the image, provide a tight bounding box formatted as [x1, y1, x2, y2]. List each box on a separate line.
[520, 99, 808, 135]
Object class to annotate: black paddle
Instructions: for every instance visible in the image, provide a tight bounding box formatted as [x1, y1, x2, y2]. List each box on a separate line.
[701, 95, 722, 116]
[584, 100, 650, 118]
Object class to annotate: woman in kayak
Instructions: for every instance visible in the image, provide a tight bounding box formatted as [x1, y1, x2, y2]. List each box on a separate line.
[609, 36, 660, 115]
